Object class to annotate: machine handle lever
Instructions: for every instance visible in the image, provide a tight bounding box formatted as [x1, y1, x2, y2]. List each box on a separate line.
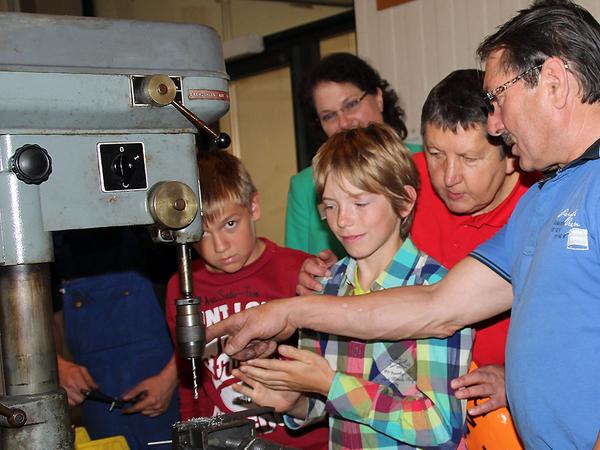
[170, 100, 231, 149]
[137, 75, 231, 149]
[0, 402, 27, 428]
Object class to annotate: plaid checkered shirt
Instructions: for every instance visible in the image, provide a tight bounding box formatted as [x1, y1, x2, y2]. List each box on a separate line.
[284, 238, 473, 449]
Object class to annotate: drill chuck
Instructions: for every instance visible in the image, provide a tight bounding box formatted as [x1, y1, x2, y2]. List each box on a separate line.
[175, 296, 206, 359]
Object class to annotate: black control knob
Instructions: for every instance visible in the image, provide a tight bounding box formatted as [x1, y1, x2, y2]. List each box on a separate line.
[111, 152, 136, 187]
[214, 132, 231, 149]
[10, 144, 52, 185]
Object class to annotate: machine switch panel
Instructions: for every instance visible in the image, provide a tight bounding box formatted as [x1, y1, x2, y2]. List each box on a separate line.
[98, 142, 147, 191]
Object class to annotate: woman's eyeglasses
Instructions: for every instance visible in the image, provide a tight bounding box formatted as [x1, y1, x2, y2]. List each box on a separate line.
[318, 92, 368, 124]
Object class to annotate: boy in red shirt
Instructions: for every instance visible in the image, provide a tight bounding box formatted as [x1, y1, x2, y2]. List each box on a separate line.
[165, 151, 327, 449]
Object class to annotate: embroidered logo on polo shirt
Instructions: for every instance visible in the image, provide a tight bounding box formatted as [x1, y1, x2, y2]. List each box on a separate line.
[556, 208, 580, 228]
[553, 209, 589, 249]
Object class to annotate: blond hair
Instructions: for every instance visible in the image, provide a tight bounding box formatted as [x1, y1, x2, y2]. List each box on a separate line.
[313, 123, 419, 239]
[197, 151, 257, 224]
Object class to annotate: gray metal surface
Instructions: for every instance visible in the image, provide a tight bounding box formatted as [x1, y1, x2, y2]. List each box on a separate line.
[0, 13, 229, 449]
[0, 132, 203, 265]
[0, 391, 72, 450]
[0, 13, 229, 133]
[0, 264, 58, 396]
[34, 134, 199, 230]
[0, 174, 53, 265]
[0, 13, 227, 264]
[0, 12, 227, 77]
[0, 72, 229, 133]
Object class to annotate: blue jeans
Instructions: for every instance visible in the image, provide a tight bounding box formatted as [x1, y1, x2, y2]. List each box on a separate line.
[62, 271, 179, 450]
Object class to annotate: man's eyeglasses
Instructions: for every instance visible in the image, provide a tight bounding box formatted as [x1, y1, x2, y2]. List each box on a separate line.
[318, 92, 368, 124]
[482, 64, 543, 114]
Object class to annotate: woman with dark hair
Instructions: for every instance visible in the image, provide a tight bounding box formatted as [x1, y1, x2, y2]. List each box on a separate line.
[285, 53, 419, 257]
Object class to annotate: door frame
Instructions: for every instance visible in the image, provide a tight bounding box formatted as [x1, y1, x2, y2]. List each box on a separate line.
[226, 10, 355, 171]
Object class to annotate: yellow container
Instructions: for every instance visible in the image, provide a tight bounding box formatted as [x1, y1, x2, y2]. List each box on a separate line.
[75, 427, 92, 444]
[74, 427, 130, 450]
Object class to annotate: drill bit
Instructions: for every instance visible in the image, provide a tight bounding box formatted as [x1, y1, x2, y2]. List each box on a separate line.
[191, 357, 199, 400]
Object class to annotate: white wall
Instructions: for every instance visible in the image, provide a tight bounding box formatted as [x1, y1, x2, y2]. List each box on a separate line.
[355, 0, 600, 140]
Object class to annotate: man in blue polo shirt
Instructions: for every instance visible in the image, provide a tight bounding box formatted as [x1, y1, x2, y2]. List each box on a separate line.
[207, 1, 600, 448]
[469, 1, 600, 446]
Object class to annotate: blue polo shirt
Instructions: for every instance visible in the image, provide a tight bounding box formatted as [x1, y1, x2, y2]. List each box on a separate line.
[471, 140, 600, 449]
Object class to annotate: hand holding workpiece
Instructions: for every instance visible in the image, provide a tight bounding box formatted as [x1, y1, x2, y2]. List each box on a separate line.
[237, 345, 336, 397]
[232, 369, 304, 415]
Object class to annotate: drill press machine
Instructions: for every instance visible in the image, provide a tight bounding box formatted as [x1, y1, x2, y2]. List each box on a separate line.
[0, 12, 229, 449]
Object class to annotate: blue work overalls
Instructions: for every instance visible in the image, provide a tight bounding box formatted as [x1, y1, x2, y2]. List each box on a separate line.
[62, 271, 179, 450]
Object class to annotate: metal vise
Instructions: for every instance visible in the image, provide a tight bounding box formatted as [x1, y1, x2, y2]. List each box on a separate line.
[172, 408, 298, 450]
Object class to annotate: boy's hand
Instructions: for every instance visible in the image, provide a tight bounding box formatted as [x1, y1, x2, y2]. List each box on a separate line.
[451, 364, 507, 415]
[238, 345, 335, 397]
[296, 250, 337, 295]
[232, 369, 303, 414]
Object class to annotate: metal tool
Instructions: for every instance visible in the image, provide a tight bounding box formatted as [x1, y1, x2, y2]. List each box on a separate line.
[174, 244, 205, 400]
[134, 74, 231, 150]
[149, 407, 299, 450]
[81, 389, 146, 412]
[232, 395, 253, 406]
[139, 74, 234, 401]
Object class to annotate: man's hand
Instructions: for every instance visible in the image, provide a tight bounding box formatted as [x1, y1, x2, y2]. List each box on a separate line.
[206, 299, 298, 360]
[122, 356, 178, 417]
[451, 364, 507, 416]
[57, 355, 99, 406]
[296, 249, 338, 295]
[237, 345, 335, 397]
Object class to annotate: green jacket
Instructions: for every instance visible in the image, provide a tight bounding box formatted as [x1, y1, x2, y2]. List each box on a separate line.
[285, 143, 422, 257]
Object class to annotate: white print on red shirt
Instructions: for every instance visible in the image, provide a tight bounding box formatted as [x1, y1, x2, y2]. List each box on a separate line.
[202, 300, 283, 434]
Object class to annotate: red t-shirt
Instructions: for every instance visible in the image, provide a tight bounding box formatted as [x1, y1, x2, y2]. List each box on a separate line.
[166, 237, 328, 450]
[411, 152, 540, 366]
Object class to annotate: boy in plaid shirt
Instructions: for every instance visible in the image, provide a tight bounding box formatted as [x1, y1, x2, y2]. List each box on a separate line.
[234, 124, 473, 449]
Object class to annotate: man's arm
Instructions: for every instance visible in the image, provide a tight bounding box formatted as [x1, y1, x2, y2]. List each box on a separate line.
[208, 257, 513, 358]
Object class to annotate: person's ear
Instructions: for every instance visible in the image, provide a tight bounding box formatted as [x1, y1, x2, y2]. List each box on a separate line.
[540, 57, 570, 109]
[249, 192, 261, 221]
[399, 185, 418, 218]
[375, 87, 384, 112]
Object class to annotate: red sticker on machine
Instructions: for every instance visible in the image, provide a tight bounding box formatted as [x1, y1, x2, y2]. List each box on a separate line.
[188, 89, 230, 101]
